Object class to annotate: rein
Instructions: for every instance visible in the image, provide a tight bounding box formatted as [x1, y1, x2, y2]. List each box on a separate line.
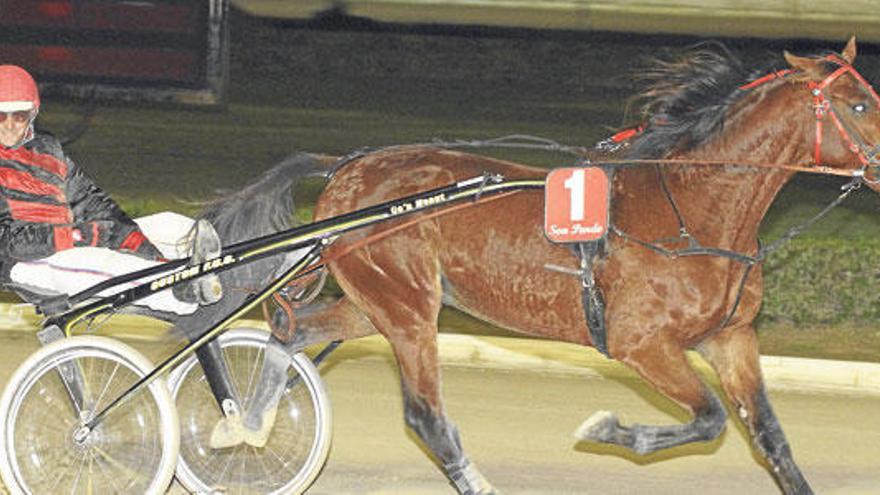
[349, 134, 874, 179]
[262, 188, 523, 339]
[323, 131, 870, 269]
[318, 191, 520, 264]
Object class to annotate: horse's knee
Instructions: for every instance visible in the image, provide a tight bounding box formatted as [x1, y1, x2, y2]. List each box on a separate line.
[694, 392, 728, 441]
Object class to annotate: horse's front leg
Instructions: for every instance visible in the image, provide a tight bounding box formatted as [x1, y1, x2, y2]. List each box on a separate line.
[751, 385, 813, 494]
[698, 324, 813, 495]
[574, 324, 728, 454]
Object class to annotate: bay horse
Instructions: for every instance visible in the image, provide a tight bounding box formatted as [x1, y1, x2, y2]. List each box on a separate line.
[274, 39, 880, 494]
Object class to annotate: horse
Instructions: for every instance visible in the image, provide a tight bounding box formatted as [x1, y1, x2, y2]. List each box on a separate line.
[225, 38, 880, 494]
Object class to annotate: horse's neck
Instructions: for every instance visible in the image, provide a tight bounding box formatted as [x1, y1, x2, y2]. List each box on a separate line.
[664, 132, 801, 252]
[665, 165, 793, 251]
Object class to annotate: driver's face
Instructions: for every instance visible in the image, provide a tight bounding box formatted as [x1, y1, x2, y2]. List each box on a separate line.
[0, 110, 32, 148]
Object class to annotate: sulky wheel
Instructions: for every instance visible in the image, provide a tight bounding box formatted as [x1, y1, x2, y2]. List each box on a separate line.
[168, 328, 332, 495]
[0, 335, 179, 495]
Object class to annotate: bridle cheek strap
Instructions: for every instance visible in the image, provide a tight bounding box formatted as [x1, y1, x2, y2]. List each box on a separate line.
[812, 84, 826, 165]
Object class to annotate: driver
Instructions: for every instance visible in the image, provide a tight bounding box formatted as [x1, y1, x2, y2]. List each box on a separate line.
[0, 64, 221, 315]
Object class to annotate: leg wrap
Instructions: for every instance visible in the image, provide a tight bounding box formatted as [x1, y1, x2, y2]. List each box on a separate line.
[446, 457, 495, 495]
[401, 386, 497, 494]
[753, 387, 813, 495]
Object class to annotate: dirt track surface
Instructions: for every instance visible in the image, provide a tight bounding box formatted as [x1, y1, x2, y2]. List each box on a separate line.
[0, 331, 877, 494]
[297, 350, 880, 495]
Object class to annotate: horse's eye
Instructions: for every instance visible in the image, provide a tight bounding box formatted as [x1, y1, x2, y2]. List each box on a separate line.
[852, 103, 868, 114]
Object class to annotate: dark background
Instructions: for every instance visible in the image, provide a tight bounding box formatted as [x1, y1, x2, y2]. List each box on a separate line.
[33, 8, 880, 242]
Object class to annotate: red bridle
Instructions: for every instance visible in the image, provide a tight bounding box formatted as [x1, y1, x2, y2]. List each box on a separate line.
[741, 55, 880, 168]
[805, 54, 880, 168]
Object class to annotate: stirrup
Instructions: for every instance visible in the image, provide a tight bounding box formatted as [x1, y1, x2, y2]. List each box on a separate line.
[209, 407, 277, 449]
[209, 413, 245, 449]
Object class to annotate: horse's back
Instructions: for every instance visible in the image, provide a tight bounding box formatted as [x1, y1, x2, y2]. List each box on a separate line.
[315, 148, 547, 218]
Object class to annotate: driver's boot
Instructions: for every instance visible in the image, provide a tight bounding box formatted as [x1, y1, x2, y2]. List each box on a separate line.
[173, 219, 223, 305]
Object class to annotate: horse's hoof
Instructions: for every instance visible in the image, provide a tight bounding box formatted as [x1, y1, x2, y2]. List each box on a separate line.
[450, 461, 497, 495]
[574, 410, 617, 442]
[241, 405, 278, 448]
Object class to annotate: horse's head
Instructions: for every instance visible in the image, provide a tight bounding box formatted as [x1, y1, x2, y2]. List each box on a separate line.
[782, 38, 880, 189]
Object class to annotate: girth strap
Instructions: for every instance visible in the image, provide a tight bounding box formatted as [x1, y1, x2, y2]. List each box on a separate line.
[577, 242, 610, 358]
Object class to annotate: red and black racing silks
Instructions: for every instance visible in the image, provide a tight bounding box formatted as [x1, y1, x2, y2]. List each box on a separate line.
[0, 133, 161, 274]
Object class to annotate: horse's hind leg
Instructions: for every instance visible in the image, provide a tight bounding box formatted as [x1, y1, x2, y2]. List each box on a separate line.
[288, 296, 380, 351]
[394, 337, 495, 494]
[698, 324, 813, 495]
[575, 330, 727, 454]
[329, 234, 496, 494]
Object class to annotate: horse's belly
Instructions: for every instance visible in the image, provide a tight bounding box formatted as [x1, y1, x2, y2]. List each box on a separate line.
[437, 204, 590, 345]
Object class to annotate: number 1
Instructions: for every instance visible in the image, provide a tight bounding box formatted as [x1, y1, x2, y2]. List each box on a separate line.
[564, 169, 585, 221]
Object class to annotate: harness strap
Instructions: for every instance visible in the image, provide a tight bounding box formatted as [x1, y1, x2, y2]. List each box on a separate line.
[812, 81, 827, 165]
[576, 242, 610, 357]
[697, 257, 757, 343]
[738, 69, 793, 90]
[655, 164, 698, 244]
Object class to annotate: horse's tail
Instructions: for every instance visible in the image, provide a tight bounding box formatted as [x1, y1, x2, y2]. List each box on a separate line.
[198, 152, 331, 244]
[172, 153, 332, 339]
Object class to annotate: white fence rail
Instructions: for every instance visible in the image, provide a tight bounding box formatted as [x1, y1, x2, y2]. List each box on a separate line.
[233, 0, 880, 42]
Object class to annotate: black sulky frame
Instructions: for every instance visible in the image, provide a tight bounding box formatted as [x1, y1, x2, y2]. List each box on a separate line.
[39, 173, 545, 432]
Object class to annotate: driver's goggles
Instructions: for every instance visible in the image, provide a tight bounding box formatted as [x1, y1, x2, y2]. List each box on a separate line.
[0, 111, 33, 124]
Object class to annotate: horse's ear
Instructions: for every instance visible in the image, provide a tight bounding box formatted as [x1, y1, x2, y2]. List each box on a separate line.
[841, 36, 857, 64]
[784, 50, 825, 78]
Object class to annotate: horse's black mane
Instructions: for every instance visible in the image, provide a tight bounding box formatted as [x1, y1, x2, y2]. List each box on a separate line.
[623, 43, 805, 159]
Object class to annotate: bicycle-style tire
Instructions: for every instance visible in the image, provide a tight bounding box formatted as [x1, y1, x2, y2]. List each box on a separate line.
[0, 336, 180, 495]
[168, 328, 332, 495]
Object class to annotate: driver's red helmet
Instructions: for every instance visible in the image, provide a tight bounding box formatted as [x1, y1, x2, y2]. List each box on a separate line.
[0, 65, 39, 114]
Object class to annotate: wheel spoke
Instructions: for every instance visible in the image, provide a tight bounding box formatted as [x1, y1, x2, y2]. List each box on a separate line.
[69, 447, 88, 495]
[91, 359, 121, 412]
[242, 345, 264, 403]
